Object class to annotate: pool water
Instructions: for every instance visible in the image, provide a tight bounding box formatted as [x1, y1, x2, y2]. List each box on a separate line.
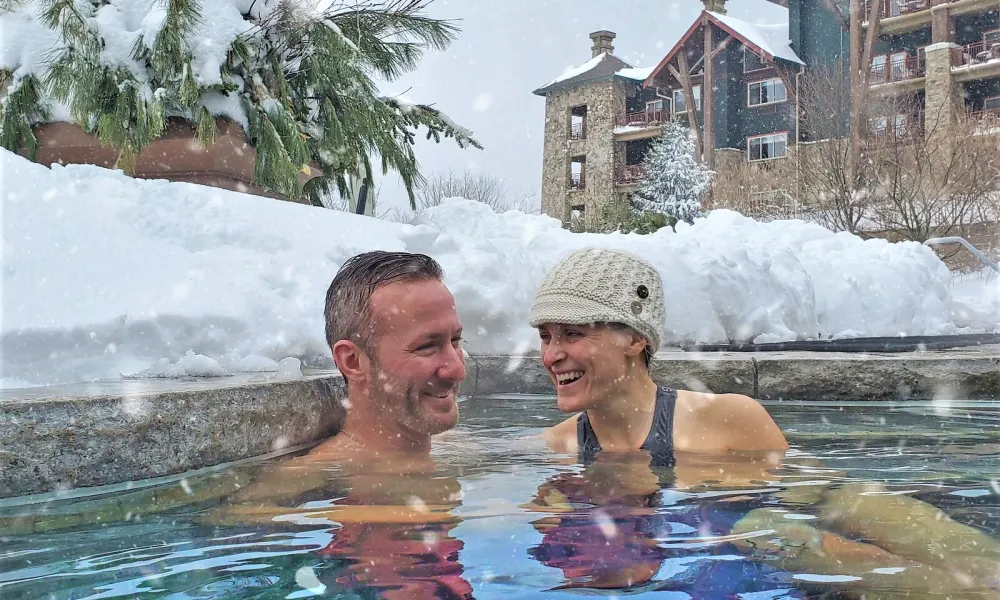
[1, 397, 999, 599]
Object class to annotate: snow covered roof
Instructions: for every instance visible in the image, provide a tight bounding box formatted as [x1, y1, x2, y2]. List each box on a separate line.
[647, 9, 803, 87]
[533, 53, 654, 96]
[708, 11, 803, 66]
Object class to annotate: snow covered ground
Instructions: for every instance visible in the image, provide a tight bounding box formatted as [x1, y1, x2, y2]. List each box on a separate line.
[1, 149, 997, 388]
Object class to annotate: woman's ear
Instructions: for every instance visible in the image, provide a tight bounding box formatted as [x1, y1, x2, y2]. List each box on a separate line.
[332, 340, 370, 385]
[624, 331, 649, 360]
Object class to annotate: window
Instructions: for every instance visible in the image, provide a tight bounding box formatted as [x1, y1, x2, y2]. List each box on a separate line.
[646, 99, 664, 112]
[984, 95, 1000, 111]
[570, 156, 586, 190]
[672, 85, 701, 114]
[985, 29, 1000, 44]
[570, 105, 587, 140]
[871, 55, 887, 83]
[890, 52, 907, 81]
[894, 114, 907, 137]
[748, 78, 787, 107]
[744, 47, 766, 73]
[872, 116, 888, 137]
[747, 132, 788, 162]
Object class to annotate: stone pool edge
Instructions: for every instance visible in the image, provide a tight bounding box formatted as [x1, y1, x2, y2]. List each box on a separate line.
[1, 347, 998, 500]
[0, 374, 346, 500]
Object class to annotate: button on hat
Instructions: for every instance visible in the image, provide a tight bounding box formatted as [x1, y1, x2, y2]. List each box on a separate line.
[529, 248, 665, 353]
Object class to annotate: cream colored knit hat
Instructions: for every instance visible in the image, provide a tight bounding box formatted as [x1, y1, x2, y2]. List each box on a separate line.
[530, 247, 665, 352]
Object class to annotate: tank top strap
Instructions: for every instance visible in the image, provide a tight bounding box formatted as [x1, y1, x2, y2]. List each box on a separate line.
[576, 410, 602, 463]
[641, 387, 677, 467]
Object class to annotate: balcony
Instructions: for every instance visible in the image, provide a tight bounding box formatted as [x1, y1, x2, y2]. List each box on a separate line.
[869, 111, 925, 144]
[615, 109, 669, 130]
[615, 164, 646, 186]
[570, 121, 586, 140]
[870, 53, 925, 85]
[868, 0, 931, 18]
[966, 108, 1000, 134]
[956, 41, 1000, 68]
[570, 172, 585, 190]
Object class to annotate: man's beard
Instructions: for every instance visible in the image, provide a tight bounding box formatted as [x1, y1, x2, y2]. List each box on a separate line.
[367, 360, 459, 436]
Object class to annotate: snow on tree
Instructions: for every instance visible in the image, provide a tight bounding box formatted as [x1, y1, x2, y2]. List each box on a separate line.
[637, 120, 710, 225]
[0, 0, 480, 207]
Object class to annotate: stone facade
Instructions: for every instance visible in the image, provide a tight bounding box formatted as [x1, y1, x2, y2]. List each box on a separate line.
[540, 80, 628, 226]
[923, 42, 963, 146]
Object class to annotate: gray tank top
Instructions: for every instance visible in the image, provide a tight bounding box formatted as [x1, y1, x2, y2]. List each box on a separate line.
[576, 387, 677, 467]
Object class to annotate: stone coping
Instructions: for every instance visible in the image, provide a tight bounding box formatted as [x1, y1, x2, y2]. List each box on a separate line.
[463, 346, 1000, 401]
[2, 348, 998, 500]
[0, 373, 345, 500]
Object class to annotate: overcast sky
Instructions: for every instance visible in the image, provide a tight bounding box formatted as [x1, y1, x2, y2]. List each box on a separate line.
[374, 0, 786, 213]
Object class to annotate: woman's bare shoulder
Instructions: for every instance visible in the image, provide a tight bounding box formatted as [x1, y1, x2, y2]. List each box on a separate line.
[539, 413, 581, 454]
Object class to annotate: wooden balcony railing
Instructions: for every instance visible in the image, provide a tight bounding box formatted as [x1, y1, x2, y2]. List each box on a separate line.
[615, 164, 646, 185]
[956, 41, 1000, 68]
[616, 109, 669, 129]
[870, 53, 925, 84]
[570, 172, 585, 190]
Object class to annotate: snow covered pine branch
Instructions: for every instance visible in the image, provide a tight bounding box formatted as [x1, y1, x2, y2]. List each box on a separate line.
[0, 0, 479, 206]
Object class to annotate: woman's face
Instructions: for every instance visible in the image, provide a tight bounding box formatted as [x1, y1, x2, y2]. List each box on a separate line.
[537, 323, 641, 413]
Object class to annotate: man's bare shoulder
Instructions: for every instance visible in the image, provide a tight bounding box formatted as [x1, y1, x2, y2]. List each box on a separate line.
[539, 413, 581, 454]
[675, 390, 788, 453]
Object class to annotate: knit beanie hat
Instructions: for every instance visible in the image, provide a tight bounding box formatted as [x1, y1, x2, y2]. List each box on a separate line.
[530, 248, 665, 353]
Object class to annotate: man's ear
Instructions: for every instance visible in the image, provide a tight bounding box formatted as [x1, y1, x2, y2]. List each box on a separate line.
[332, 340, 370, 385]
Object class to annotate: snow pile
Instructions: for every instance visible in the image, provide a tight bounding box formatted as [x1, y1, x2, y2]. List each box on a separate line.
[951, 270, 1000, 331]
[2, 149, 994, 388]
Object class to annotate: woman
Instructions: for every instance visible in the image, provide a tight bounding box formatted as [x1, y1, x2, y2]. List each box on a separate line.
[529, 247, 789, 466]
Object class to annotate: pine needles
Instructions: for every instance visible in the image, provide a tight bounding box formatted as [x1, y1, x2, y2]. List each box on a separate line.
[0, 0, 479, 203]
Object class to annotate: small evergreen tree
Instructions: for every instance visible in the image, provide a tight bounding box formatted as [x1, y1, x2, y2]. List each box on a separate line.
[637, 120, 710, 226]
[0, 0, 480, 207]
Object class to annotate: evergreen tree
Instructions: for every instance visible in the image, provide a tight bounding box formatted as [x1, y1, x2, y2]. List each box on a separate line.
[0, 0, 480, 207]
[637, 120, 710, 225]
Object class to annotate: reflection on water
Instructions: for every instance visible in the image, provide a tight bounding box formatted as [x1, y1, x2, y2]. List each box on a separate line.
[0, 398, 998, 599]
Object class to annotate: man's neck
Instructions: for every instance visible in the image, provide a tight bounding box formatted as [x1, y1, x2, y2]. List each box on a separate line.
[338, 395, 432, 455]
[585, 371, 659, 452]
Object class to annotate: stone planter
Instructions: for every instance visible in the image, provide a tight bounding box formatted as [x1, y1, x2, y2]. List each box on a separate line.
[22, 118, 321, 203]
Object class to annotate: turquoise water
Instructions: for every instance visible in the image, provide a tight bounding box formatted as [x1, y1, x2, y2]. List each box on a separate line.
[1, 397, 999, 599]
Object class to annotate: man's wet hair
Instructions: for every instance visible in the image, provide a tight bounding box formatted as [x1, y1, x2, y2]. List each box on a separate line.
[324, 251, 444, 357]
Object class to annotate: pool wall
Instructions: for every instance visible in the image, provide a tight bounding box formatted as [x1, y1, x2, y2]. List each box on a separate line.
[0, 374, 345, 500]
[1, 346, 997, 500]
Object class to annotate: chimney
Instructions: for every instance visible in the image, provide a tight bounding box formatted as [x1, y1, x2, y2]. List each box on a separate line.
[702, 0, 727, 13]
[589, 30, 615, 58]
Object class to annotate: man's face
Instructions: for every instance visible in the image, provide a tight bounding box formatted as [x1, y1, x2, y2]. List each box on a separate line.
[364, 278, 466, 436]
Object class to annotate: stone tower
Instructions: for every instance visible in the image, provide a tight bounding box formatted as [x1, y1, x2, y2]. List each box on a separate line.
[533, 32, 633, 227]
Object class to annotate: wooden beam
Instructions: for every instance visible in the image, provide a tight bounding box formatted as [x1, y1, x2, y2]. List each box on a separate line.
[710, 35, 733, 60]
[704, 24, 715, 169]
[676, 52, 704, 163]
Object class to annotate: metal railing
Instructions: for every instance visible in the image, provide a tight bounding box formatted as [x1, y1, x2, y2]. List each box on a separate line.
[956, 41, 1000, 68]
[866, 0, 936, 19]
[570, 172, 585, 190]
[570, 121, 586, 140]
[924, 237, 1000, 274]
[615, 164, 646, 185]
[870, 53, 925, 84]
[616, 109, 669, 128]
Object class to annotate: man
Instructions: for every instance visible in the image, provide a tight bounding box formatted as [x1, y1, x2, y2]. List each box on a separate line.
[318, 250, 467, 457]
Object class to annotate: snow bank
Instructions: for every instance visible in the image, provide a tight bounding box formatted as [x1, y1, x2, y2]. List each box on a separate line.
[1, 150, 994, 388]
